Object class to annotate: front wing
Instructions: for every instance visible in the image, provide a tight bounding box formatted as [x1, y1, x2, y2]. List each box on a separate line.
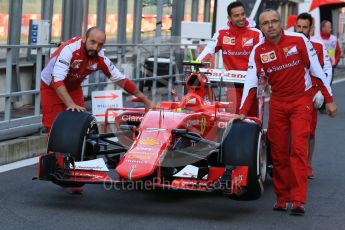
[37, 152, 249, 195]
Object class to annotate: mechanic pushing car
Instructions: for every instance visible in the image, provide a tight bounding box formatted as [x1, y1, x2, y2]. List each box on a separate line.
[239, 9, 337, 215]
[40, 27, 155, 134]
[196, 1, 263, 116]
[294, 12, 332, 179]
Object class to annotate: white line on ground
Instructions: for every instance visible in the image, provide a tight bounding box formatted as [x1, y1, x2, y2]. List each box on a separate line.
[0, 157, 39, 173]
[333, 77, 345, 84]
[1, 77, 345, 174]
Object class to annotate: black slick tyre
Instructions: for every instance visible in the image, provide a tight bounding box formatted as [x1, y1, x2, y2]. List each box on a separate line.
[47, 111, 99, 161]
[221, 120, 265, 200]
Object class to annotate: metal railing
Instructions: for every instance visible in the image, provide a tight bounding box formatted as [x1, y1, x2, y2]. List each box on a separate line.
[0, 42, 199, 140]
[0, 44, 55, 140]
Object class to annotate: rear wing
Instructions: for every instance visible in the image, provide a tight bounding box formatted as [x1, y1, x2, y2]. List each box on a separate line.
[199, 68, 246, 84]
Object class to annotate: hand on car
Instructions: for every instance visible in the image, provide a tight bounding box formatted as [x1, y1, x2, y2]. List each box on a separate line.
[66, 103, 86, 112]
[144, 101, 161, 111]
[234, 114, 246, 120]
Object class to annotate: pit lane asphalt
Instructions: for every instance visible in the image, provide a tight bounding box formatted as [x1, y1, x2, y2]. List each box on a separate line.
[1, 82, 345, 230]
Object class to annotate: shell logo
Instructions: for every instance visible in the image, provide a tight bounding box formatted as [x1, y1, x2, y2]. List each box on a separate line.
[139, 138, 160, 145]
[223, 36, 235, 45]
[261, 55, 268, 62]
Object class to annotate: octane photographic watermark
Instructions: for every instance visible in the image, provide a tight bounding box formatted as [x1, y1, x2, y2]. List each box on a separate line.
[103, 177, 174, 191]
[102, 176, 231, 192]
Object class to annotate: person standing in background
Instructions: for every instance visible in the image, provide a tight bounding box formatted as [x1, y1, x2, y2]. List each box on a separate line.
[295, 12, 332, 179]
[313, 20, 341, 71]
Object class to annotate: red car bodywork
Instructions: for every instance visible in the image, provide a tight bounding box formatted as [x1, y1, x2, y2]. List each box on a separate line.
[38, 67, 265, 195]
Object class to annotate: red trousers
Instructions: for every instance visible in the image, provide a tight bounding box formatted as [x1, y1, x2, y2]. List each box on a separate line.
[227, 87, 258, 117]
[41, 82, 84, 132]
[267, 92, 313, 203]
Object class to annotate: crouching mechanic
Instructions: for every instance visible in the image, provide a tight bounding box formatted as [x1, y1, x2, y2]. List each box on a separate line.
[196, 1, 263, 116]
[295, 12, 332, 179]
[239, 9, 336, 215]
[41, 27, 155, 133]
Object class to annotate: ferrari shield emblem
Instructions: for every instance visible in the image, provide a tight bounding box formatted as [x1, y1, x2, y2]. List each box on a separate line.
[242, 38, 253, 47]
[283, 46, 298, 57]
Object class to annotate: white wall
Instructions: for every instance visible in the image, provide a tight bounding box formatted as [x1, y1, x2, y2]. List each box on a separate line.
[214, 0, 235, 68]
[215, 0, 235, 32]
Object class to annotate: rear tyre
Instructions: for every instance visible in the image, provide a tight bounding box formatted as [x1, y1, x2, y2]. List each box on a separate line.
[48, 111, 99, 161]
[221, 120, 265, 200]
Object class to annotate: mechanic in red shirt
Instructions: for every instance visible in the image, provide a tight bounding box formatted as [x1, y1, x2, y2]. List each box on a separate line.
[196, 1, 263, 116]
[295, 13, 332, 179]
[41, 27, 155, 133]
[239, 9, 337, 215]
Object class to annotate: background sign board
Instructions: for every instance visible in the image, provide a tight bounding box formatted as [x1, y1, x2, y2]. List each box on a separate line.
[199, 68, 246, 84]
[28, 19, 51, 55]
[91, 90, 123, 122]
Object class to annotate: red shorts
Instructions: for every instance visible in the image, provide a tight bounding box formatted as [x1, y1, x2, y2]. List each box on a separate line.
[41, 82, 84, 132]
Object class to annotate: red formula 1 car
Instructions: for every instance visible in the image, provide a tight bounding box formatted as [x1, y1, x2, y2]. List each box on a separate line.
[37, 61, 269, 200]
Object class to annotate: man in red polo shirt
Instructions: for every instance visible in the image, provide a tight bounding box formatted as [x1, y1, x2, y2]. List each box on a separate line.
[41, 27, 154, 133]
[239, 9, 336, 215]
[197, 1, 263, 116]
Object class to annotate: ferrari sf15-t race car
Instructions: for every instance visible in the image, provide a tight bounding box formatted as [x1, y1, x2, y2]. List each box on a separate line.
[37, 61, 270, 200]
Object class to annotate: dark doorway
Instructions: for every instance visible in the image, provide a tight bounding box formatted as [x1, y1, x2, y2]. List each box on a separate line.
[319, 3, 345, 23]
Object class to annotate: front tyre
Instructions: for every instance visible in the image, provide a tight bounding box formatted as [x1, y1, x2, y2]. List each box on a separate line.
[221, 120, 265, 200]
[47, 111, 99, 161]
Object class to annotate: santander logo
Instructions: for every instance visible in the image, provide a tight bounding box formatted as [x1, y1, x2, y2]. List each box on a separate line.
[266, 60, 300, 73]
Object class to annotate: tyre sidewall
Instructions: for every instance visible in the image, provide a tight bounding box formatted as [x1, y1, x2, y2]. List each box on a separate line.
[48, 111, 98, 161]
